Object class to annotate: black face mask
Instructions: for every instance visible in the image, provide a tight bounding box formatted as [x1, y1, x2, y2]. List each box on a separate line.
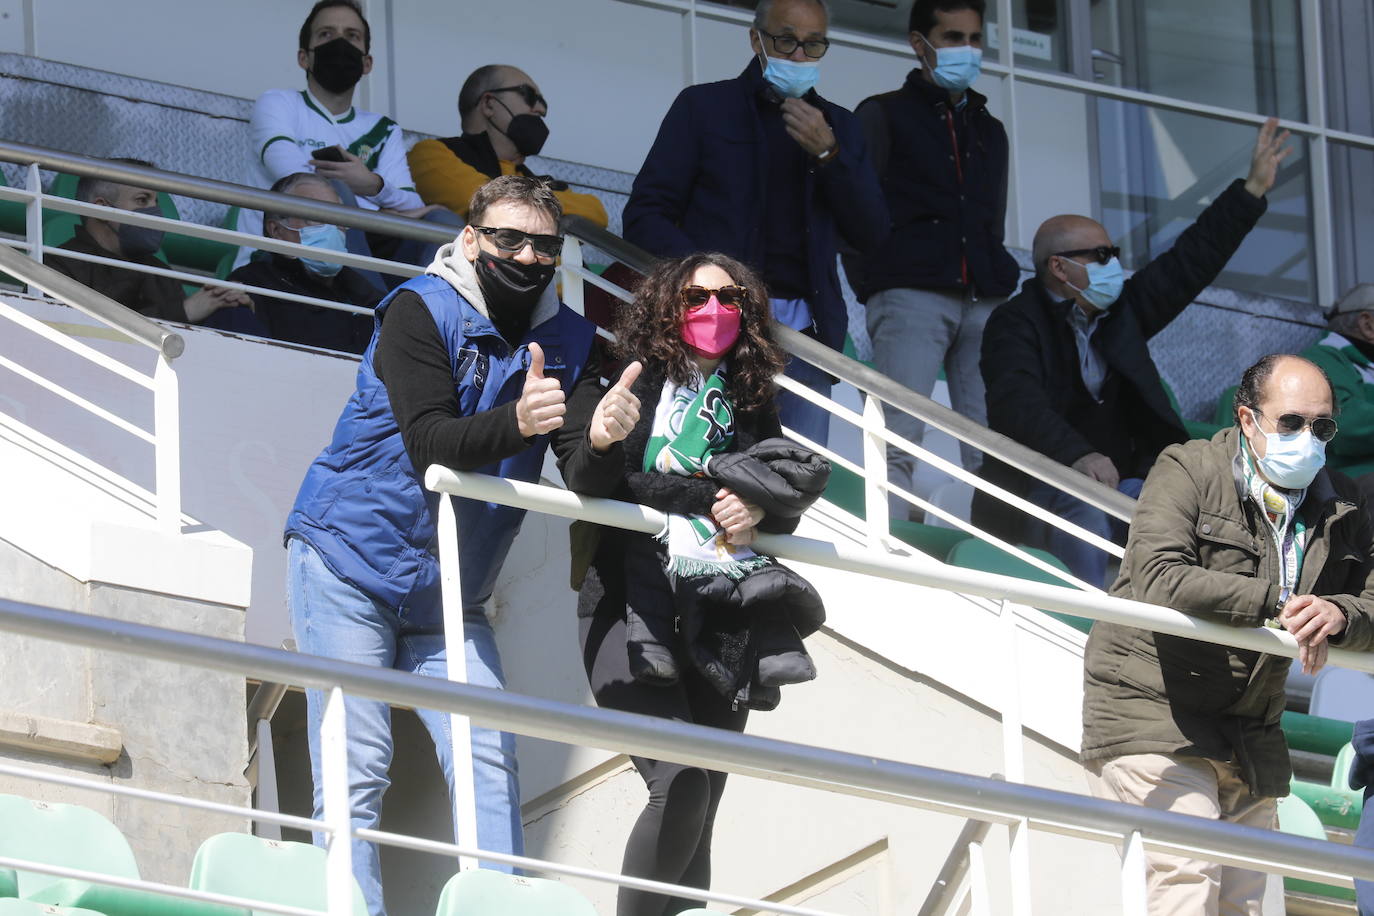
[309, 37, 365, 94]
[491, 97, 549, 158]
[474, 250, 555, 341]
[116, 206, 164, 258]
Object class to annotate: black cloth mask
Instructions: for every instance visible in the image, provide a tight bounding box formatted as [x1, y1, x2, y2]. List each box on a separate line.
[116, 206, 164, 258]
[474, 250, 555, 343]
[491, 97, 549, 158]
[310, 37, 365, 94]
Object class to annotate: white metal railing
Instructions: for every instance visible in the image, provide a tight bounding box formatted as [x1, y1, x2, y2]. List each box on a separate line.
[430, 466, 1374, 916]
[2, 553, 1374, 916]
[0, 242, 184, 531]
[0, 145, 1133, 585]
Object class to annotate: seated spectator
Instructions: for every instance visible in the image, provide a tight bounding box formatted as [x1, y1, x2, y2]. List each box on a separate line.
[48, 159, 260, 332]
[409, 65, 608, 227]
[977, 119, 1289, 587]
[232, 0, 457, 274]
[229, 173, 379, 353]
[1302, 283, 1374, 484]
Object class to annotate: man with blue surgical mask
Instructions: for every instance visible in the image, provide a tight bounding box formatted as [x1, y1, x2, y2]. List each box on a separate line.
[229, 172, 381, 353]
[846, 0, 1018, 521]
[977, 118, 1292, 586]
[625, 0, 888, 447]
[1080, 353, 1374, 916]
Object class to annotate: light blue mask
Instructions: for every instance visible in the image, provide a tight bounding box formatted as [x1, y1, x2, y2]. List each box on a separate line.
[298, 223, 346, 277]
[759, 52, 820, 99]
[1256, 427, 1326, 490]
[1065, 256, 1125, 311]
[925, 41, 983, 92]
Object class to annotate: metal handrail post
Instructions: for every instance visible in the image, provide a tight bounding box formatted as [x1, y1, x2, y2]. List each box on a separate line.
[1121, 830, 1149, 916]
[917, 818, 995, 916]
[861, 393, 889, 547]
[23, 163, 42, 279]
[561, 236, 586, 318]
[321, 686, 354, 916]
[437, 494, 481, 872]
[153, 353, 181, 532]
[1001, 600, 1033, 916]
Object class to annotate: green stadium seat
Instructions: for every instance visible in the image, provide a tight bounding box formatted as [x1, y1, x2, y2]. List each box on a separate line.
[1288, 741, 1363, 833]
[0, 795, 139, 902]
[1282, 711, 1354, 757]
[946, 538, 1093, 634]
[0, 901, 109, 915]
[821, 464, 971, 562]
[1214, 386, 1239, 428]
[189, 833, 365, 916]
[1162, 378, 1222, 441]
[0, 870, 15, 899]
[1277, 793, 1355, 901]
[434, 870, 597, 916]
[0, 170, 29, 237]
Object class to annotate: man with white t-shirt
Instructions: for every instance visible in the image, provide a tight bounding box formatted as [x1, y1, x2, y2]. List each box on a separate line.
[233, 0, 456, 272]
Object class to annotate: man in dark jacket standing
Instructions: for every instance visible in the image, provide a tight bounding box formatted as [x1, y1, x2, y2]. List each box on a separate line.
[623, 0, 888, 447]
[978, 118, 1290, 586]
[849, 0, 1018, 518]
[1082, 354, 1374, 915]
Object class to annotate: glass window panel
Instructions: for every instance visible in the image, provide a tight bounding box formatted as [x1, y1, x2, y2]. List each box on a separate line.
[1096, 99, 1313, 302]
[1323, 1, 1374, 135]
[1090, 0, 1304, 120]
[1330, 141, 1374, 295]
[705, 0, 1072, 71]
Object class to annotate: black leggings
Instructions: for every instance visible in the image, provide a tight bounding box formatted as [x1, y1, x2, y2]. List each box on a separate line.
[579, 576, 749, 916]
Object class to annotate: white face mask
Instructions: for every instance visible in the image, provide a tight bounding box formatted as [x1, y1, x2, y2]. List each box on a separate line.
[1250, 415, 1326, 490]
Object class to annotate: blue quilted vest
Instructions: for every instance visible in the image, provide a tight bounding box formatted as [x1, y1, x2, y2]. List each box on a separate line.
[285, 273, 596, 626]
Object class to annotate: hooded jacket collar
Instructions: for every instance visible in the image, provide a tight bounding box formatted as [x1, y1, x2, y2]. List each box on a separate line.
[424, 239, 560, 333]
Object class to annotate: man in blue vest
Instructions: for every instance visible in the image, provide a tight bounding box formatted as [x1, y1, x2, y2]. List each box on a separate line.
[284, 175, 641, 915]
[846, 0, 1019, 519]
[623, 0, 887, 447]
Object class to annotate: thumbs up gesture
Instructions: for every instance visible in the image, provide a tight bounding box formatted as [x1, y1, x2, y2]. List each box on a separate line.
[516, 343, 567, 438]
[589, 360, 643, 453]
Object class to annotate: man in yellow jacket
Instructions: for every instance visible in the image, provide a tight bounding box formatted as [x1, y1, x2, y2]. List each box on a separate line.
[409, 64, 608, 227]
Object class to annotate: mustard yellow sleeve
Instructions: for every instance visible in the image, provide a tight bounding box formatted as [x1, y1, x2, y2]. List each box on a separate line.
[408, 139, 489, 218]
[555, 187, 609, 228]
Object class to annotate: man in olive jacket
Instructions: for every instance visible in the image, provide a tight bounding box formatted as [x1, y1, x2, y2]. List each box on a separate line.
[1083, 354, 1374, 915]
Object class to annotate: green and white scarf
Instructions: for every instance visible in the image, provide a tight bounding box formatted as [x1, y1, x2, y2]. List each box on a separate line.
[1317, 331, 1374, 385]
[644, 367, 769, 579]
[1241, 439, 1309, 616]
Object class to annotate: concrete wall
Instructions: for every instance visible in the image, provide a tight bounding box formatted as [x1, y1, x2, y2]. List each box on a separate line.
[0, 537, 250, 887]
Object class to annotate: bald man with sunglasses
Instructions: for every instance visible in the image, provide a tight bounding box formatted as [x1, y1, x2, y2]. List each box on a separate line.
[975, 118, 1292, 587]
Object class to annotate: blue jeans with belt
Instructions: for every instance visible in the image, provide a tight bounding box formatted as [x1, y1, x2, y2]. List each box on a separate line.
[285, 536, 521, 916]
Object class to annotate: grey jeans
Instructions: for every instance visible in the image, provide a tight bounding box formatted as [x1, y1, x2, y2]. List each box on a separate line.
[865, 286, 999, 517]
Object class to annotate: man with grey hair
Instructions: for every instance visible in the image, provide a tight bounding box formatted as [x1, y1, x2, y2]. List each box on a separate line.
[976, 119, 1290, 586]
[624, 0, 887, 447]
[228, 171, 380, 353]
[1302, 283, 1374, 481]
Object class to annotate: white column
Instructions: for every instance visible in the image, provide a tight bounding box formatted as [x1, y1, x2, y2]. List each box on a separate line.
[862, 393, 890, 548]
[321, 686, 354, 916]
[438, 493, 481, 871]
[153, 353, 182, 533]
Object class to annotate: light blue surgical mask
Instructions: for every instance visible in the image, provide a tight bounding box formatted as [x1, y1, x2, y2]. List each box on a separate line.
[1252, 419, 1327, 490]
[1064, 256, 1125, 311]
[297, 222, 346, 277]
[757, 49, 820, 98]
[921, 37, 983, 92]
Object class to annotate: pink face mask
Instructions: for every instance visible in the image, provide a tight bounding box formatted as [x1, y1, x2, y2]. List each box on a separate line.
[681, 296, 742, 359]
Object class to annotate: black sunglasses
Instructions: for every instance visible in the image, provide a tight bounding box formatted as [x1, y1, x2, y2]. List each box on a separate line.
[757, 27, 830, 59]
[472, 226, 564, 260]
[1054, 246, 1121, 266]
[681, 285, 748, 309]
[488, 84, 547, 110]
[1253, 409, 1339, 443]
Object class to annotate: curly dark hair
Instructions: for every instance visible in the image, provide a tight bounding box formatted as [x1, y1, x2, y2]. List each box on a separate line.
[613, 252, 784, 412]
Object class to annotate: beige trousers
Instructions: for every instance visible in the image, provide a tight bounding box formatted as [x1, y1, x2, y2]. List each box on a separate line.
[1086, 753, 1278, 916]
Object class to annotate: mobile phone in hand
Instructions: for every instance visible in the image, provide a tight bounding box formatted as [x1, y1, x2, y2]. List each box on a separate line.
[313, 145, 347, 163]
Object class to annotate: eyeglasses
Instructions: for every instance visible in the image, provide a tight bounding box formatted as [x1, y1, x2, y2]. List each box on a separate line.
[1253, 409, 1339, 442]
[681, 285, 748, 309]
[756, 28, 830, 59]
[487, 84, 547, 110]
[1054, 246, 1122, 265]
[472, 226, 564, 260]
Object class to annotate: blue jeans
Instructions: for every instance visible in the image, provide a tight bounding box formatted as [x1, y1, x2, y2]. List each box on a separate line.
[776, 353, 833, 449]
[1024, 477, 1144, 588]
[286, 537, 521, 916]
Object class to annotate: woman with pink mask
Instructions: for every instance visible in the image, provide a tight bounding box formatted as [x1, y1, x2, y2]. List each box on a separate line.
[556, 252, 828, 916]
